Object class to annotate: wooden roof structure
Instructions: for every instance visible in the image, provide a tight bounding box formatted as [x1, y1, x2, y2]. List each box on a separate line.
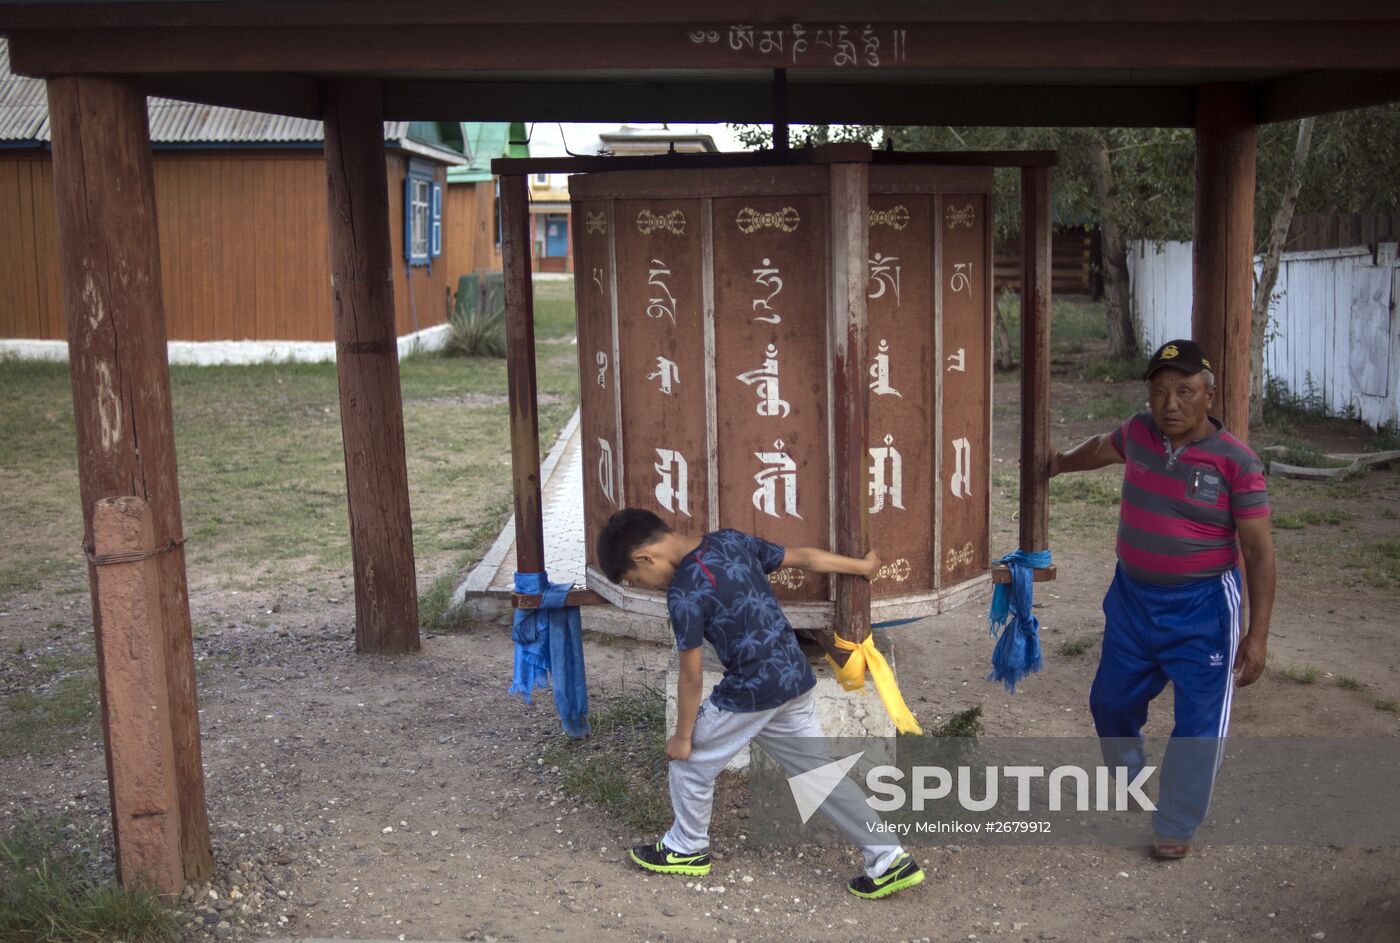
[5, 0, 1399, 896]
[2, 1, 1399, 126]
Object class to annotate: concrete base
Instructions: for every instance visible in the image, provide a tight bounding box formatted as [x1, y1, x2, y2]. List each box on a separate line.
[665, 635, 900, 773]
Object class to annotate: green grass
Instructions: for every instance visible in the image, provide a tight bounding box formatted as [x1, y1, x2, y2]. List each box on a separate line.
[0, 343, 580, 603]
[1334, 676, 1363, 691]
[0, 813, 177, 943]
[1049, 475, 1120, 508]
[1277, 664, 1322, 685]
[1373, 538, 1400, 585]
[541, 686, 671, 833]
[532, 277, 579, 340]
[1375, 697, 1399, 713]
[1058, 635, 1099, 657]
[1272, 508, 1350, 530]
[921, 706, 985, 739]
[1055, 389, 1142, 424]
[0, 651, 99, 758]
[1081, 354, 1150, 383]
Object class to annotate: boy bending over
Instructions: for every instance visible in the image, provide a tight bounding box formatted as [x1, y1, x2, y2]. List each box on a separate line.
[597, 509, 924, 900]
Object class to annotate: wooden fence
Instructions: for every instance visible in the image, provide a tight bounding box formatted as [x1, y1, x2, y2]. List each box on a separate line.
[1128, 240, 1400, 428]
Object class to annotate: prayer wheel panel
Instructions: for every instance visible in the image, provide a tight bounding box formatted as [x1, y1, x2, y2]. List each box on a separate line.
[572, 163, 994, 627]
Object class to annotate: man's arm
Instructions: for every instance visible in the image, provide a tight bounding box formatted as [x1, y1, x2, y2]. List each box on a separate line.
[1049, 433, 1124, 477]
[781, 546, 880, 579]
[667, 646, 703, 761]
[1233, 515, 1276, 687]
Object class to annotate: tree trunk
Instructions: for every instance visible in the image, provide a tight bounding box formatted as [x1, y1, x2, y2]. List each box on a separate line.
[1088, 134, 1137, 360]
[993, 287, 1016, 370]
[1250, 117, 1315, 427]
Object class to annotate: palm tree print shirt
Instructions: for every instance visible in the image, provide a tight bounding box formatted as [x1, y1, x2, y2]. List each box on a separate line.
[667, 529, 817, 713]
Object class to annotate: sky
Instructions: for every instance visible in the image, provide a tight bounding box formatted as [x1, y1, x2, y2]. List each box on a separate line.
[522, 122, 752, 157]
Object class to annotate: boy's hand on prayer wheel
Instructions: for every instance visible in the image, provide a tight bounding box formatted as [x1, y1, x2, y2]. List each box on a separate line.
[862, 550, 882, 580]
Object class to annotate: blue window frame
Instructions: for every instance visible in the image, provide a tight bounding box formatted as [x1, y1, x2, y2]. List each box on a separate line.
[404, 161, 442, 268]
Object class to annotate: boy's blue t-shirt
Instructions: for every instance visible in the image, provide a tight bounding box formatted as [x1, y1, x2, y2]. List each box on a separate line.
[666, 528, 816, 713]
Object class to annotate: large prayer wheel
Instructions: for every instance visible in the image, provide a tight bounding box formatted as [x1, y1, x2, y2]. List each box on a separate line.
[571, 158, 995, 627]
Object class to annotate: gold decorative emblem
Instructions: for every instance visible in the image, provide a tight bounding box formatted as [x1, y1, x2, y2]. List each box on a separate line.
[1202, 357, 1211, 368]
[945, 542, 975, 572]
[585, 211, 606, 235]
[736, 206, 801, 234]
[873, 557, 913, 583]
[636, 209, 687, 236]
[869, 205, 910, 231]
[768, 567, 806, 590]
[1161, 344, 1180, 360]
[945, 203, 976, 230]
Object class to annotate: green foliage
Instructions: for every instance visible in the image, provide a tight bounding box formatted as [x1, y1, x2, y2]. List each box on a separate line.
[1278, 664, 1322, 685]
[1368, 421, 1400, 453]
[1049, 475, 1120, 508]
[1375, 697, 1399, 713]
[541, 687, 671, 833]
[1334, 676, 1363, 691]
[0, 652, 98, 758]
[1272, 509, 1349, 530]
[444, 277, 506, 358]
[923, 706, 984, 739]
[1058, 635, 1099, 657]
[0, 813, 177, 943]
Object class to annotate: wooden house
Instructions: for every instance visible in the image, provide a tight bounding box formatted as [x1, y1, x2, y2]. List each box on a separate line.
[0, 39, 507, 361]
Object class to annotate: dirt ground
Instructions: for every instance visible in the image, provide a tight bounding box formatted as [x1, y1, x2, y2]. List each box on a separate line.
[3, 364, 1400, 943]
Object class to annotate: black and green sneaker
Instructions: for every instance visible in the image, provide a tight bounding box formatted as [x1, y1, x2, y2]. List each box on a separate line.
[847, 852, 924, 899]
[628, 840, 712, 876]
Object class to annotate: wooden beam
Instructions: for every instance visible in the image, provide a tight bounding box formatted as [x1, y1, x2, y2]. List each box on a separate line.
[91, 497, 184, 895]
[512, 589, 608, 610]
[1019, 165, 1052, 553]
[2, 1, 1396, 30]
[1192, 84, 1257, 442]
[321, 77, 421, 654]
[1257, 70, 1400, 123]
[386, 79, 1198, 128]
[11, 22, 1400, 75]
[992, 563, 1057, 584]
[144, 72, 321, 119]
[828, 151, 872, 646]
[501, 174, 546, 575]
[494, 150, 1058, 178]
[46, 73, 212, 883]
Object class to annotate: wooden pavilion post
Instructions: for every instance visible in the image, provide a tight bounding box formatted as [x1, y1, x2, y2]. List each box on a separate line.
[1019, 165, 1053, 553]
[827, 147, 872, 647]
[321, 78, 420, 653]
[1193, 84, 1258, 441]
[46, 74, 212, 883]
[500, 174, 547, 575]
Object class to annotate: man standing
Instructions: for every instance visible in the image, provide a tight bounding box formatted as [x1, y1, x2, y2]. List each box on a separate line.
[1050, 339, 1276, 859]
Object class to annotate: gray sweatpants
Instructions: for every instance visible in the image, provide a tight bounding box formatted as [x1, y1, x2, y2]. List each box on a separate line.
[663, 687, 904, 879]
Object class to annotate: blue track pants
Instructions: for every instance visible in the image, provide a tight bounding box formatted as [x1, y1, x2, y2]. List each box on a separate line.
[1090, 565, 1242, 841]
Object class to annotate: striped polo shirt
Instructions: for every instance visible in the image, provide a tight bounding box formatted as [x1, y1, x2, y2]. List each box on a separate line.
[1110, 411, 1270, 585]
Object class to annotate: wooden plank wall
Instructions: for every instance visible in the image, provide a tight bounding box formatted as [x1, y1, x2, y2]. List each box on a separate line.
[0, 149, 447, 343]
[994, 225, 1096, 296]
[1288, 212, 1400, 253]
[443, 180, 501, 284]
[1130, 239, 1400, 428]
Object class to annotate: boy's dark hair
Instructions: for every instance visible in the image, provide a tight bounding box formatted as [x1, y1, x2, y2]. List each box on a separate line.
[597, 508, 672, 583]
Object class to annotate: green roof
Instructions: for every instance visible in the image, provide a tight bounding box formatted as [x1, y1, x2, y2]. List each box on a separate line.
[447, 122, 526, 183]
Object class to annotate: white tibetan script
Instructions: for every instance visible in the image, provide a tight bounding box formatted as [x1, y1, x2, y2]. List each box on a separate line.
[950, 437, 973, 499]
[647, 356, 680, 395]
[597, 438, 616, 506]
[647, 260, 677, 326]
[654, 448, 690, 517]
[736, 343, 791, 418]
[753, 439, 802, 520]
[869, 434, 905, 514]
[870, 338, 902, 397]
[868, 252, 902, 306]
[752, 258, 783, 324]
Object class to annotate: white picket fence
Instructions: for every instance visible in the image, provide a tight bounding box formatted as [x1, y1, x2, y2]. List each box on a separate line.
[1127, 240, 1400, 428]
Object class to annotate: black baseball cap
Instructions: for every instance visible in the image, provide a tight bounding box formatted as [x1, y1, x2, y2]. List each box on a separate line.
[1143, 339, 1212, 380]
